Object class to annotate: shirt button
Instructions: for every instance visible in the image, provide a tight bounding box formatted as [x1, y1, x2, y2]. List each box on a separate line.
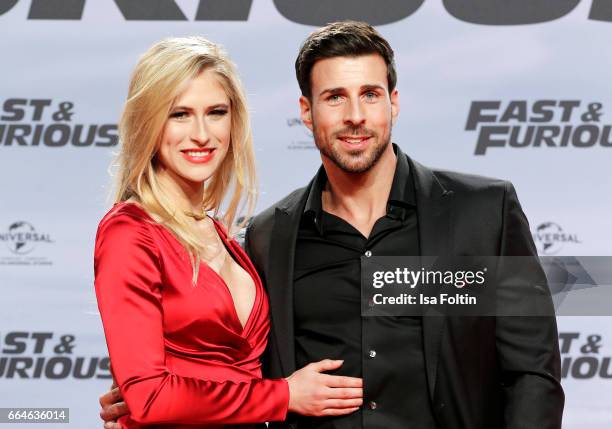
[369, 401, 377, 410]
[369, 350, 377, 358]
[365, 250, 372, 257]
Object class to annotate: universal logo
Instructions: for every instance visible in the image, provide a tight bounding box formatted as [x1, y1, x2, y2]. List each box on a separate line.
[466, 100, 612, 155]
[0, 221, 54, 265]
[286, 117, 316, 151]
[532, 222, 581, 256]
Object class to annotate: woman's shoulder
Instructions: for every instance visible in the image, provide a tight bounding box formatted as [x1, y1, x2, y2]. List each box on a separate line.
[99, 201, 152, 226]
[94, 202, 163, 279]
[95, 202, 158, 247]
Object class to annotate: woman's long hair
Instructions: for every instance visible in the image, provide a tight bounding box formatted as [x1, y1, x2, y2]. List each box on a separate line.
[113, 36, 257, 282]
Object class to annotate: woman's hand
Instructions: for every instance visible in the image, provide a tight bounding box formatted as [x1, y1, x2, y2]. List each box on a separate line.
[286, 359, 363, 416]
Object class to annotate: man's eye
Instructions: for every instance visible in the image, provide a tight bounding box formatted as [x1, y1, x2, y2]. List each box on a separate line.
[364, 92, 379, 101]
[327, 94, 343, 104]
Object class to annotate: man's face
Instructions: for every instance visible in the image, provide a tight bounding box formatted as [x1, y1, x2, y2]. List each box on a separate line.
[300, 54, 399, 174]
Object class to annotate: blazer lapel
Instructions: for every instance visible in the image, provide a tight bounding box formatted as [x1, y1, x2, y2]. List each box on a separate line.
[267, 188, 309, 376]
[411, 157, 454, 402]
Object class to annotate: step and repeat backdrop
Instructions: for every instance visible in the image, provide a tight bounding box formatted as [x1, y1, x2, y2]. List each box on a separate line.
[1, 1, 611, 427]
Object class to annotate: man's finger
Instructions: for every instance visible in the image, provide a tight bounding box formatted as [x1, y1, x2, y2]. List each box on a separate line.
[100, 402, 128, 422]
[322, 374, 363, 388]
[104, 421, 123, 429]
[321, 406, 360, 416]
[99, 387, 122, 407]
[310, 359, 343, 372]
[324, 398, 363, 409]
[325, 387, 363, 399]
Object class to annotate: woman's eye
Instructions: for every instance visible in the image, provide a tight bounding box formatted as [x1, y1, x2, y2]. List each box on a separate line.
[170, 111, 188, 119]
[209, 109, 228, 116]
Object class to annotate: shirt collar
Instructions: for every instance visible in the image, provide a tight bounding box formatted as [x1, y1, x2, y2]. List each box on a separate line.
[303, 143, 416, 228]
[388, 143, 416, 209]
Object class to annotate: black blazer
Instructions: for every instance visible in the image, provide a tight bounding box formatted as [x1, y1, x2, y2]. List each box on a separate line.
[245, 155, 564, 429]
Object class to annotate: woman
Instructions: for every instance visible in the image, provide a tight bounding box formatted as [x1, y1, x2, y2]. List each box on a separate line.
[94, 37, 362, 428]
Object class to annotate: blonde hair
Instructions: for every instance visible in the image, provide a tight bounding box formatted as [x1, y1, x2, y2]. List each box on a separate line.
[114, 36, 257, 282]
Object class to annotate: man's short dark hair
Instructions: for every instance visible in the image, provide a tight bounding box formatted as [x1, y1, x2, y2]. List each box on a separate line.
[295, 21, 397, 99]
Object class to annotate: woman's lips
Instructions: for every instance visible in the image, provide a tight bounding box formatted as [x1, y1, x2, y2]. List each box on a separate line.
[180, 148, 215, 164]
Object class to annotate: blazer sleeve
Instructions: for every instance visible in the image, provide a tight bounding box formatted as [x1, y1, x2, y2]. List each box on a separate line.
[496, 182, 564, 429]
[94, 213, 289, 426]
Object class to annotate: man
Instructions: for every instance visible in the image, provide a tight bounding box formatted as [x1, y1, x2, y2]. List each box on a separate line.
[101, 21, 564, 429]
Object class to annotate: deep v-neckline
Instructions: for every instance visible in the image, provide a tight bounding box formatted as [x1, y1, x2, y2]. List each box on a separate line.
[202, 218, 259, 335]
[121, 202, 258, 335]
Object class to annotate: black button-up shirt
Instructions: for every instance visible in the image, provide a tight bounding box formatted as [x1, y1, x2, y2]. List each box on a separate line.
[293, 145, 438, 429]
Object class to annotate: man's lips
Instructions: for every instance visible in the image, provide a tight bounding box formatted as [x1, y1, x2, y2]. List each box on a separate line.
[337, 136, 372, 148]
[180, 148, 216, 163]
[338, 136, 371, 143]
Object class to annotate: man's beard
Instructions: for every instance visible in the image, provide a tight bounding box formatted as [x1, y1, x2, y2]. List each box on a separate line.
[313, 123, 391, 174]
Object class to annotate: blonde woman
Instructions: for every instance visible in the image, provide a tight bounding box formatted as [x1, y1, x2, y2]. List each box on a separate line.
[94, 37, 362, 428]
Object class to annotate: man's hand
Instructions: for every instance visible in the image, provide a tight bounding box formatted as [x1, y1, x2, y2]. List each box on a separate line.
[286, 359, 363, 416]
[99, 381, 129, 429]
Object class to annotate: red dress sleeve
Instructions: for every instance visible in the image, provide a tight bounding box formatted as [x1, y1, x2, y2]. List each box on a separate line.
[94, 212, 289, 426]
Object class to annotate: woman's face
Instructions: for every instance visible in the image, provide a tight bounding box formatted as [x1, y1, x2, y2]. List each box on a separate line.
[157, 68, 232, 189]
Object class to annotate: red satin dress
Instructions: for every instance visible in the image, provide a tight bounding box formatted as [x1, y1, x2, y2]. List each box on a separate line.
[94, 202, 289, 428]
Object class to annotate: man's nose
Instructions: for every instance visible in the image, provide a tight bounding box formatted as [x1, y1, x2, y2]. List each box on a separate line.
[343, 99, 366, 127]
